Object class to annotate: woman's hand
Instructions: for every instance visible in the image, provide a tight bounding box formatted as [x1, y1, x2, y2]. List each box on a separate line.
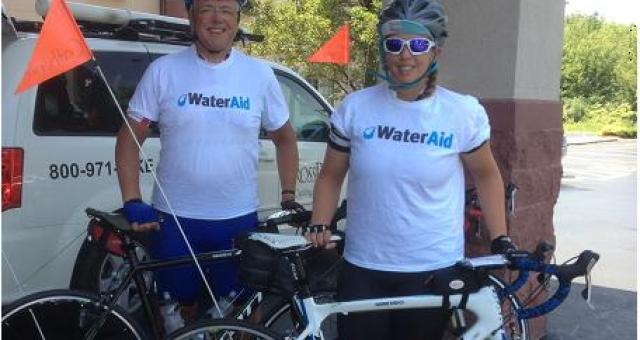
[304, 224, 335, 249]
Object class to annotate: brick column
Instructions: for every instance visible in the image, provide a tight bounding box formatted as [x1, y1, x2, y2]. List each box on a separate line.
[440, 1, 565, 338]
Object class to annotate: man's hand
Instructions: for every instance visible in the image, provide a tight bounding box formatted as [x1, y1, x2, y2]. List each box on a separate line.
[122, 199, 160, 232]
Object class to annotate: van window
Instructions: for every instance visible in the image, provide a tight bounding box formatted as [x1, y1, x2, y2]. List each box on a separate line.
[275, 73, 330, 142]
[33, 52, 154, 136]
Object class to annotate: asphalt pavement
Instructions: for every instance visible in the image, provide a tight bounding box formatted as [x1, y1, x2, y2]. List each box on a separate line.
[545, 134, 637, 340]
[545, 281, 636, 339]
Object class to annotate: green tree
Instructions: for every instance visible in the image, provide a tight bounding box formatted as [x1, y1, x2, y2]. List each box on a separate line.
[244, 0, 382, 103]
[562, 14, 637, 108]
[561, 14, 636, 137]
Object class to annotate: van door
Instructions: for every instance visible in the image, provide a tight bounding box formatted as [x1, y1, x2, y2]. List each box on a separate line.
[273, 71, 332, 207]
[2, 40, 154, 301]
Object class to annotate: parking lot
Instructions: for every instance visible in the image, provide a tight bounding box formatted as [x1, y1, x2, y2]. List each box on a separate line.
[547, 138, 637, 340]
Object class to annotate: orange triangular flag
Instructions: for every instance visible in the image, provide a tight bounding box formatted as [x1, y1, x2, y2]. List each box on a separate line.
[15, 0, 93, 93]
[308, 24, 350, 65]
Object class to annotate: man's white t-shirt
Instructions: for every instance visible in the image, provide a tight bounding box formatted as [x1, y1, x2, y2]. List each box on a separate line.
[329, 84, 490, 272]
[128, 46, 289, 219]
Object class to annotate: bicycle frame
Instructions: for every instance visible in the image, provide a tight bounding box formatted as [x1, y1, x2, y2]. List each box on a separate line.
[292, 286, 505, 340]
[84, 206, 319, 339]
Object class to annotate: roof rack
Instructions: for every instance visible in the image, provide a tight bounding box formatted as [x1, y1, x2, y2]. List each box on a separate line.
[23, 0, 262, 45]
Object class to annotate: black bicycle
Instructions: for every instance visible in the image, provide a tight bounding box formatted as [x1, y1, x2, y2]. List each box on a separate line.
[1, 203, 345, 340]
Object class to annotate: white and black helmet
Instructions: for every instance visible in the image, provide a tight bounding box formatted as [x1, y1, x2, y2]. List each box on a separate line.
[379, 0, 448, 46]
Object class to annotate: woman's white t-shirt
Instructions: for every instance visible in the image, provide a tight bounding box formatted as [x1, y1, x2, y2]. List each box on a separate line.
[127, 46, 289, 219]
[329, 84, 490, 272]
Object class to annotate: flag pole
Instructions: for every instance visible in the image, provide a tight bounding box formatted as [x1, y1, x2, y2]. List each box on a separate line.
[12, 0, 223, 320]
[92, 60, 224, 317]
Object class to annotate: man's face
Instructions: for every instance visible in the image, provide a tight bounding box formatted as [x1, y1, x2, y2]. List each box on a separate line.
[191, 0, 239, 54]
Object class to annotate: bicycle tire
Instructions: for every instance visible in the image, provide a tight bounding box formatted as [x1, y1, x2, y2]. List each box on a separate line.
[488, 274, 530, 340]
[258, 294, 337, 339]
[2, 289, 145, 340]
[70, 233, 153, 317]
[256, 295, 299, 337]
[167, 319, 281, 340]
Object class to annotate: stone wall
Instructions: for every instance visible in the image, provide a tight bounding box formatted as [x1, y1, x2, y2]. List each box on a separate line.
[466, 99, 563, 339]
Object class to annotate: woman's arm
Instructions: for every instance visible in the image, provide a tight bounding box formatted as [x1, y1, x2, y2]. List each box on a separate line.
[461, 142, 507, 241]
[308, 146, 350, 247]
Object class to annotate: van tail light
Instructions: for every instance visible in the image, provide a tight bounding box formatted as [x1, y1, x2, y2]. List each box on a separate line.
[89, 220, 126, 257]
[2, 148, 24, 211]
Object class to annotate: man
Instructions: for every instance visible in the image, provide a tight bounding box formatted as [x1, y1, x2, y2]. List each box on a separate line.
[115, 0, 301, 323]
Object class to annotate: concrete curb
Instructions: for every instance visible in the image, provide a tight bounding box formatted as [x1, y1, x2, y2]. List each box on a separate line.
[566, 137, 618, 146]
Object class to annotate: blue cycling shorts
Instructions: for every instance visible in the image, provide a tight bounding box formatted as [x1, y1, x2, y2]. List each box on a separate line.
[149, 210, 258, 305]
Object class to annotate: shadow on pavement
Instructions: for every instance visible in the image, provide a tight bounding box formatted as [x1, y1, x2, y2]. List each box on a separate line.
[545, 281, 636, 339]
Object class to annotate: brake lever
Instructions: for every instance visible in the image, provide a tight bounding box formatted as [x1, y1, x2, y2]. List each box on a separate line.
[581, 272, 595, 310]
[506, 184, 518, 217]
[581, 257, 598, 310]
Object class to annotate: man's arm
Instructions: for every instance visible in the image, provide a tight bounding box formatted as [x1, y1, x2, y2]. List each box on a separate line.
[269, 121, 299, 202]
[116, 117, 150, 201]
[115, 117, 158, 231]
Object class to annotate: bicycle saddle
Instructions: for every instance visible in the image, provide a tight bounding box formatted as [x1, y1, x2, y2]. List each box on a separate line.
[85, 208, 132, 232]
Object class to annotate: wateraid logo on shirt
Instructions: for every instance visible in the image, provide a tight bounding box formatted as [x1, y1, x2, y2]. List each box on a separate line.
[362, 125, 453, 149]
[176, 92, 250, 110]
[178, 94, 187, 106]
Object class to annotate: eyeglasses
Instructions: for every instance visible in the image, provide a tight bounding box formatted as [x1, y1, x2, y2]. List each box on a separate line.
[197, 3, 239, 18]
[383, 38, 435, 56]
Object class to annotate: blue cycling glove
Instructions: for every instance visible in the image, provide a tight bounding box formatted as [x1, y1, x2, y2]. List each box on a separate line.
[122, 199, 158, 224]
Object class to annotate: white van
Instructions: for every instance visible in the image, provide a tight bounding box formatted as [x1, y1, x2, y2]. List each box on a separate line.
[1, 3, 333, 303]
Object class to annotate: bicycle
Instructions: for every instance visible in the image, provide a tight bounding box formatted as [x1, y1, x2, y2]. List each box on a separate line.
[1, 205, 344, 340]
[167, 232, 599, 340]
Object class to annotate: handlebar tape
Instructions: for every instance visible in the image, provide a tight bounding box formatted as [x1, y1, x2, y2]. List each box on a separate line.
[509, 250, 599, 319]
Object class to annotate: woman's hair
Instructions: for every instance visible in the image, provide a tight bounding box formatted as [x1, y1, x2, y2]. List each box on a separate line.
[418, 73, 438, 99]
[379, 0, 448, 47]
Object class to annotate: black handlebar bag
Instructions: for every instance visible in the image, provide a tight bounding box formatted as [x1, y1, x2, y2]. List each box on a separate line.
[236, 236, 296, 297]
[236, 236, 342, 297]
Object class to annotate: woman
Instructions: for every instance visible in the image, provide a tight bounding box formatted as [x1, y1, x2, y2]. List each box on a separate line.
[306, 0, 517, 338]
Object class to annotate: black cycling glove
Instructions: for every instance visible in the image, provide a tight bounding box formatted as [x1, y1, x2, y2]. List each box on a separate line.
[491, 235, 517, 255]
[281, 199, 306, 213]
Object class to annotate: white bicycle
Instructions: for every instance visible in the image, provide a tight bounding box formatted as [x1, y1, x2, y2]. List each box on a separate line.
[167, 233, 599, 340]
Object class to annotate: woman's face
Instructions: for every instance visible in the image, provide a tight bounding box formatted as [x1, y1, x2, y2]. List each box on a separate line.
[384, 34, 440, 85]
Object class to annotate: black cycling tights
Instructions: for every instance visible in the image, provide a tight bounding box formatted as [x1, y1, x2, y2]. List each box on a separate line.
[336, 260, 449, 340]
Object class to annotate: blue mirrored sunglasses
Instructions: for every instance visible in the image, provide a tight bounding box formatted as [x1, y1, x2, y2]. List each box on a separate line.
[383, 38, 435, 56]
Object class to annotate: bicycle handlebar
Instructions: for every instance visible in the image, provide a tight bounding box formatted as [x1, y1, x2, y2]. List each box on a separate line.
[262, 199, 347, 232]
[263, 204, 599, 321]
[507, 250, 600, 319]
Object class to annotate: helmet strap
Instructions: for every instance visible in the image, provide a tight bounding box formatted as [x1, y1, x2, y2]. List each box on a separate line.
[372, 60, 438, 90]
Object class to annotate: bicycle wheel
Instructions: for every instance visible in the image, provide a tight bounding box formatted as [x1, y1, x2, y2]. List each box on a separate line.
[167, 319, 281, 340]
[256, 295, 299, 337]
[257, 294, 336, 339]
[71, 235, 153, 317]
[488, 274, 529, 340]
[2, 289, 144, 340]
